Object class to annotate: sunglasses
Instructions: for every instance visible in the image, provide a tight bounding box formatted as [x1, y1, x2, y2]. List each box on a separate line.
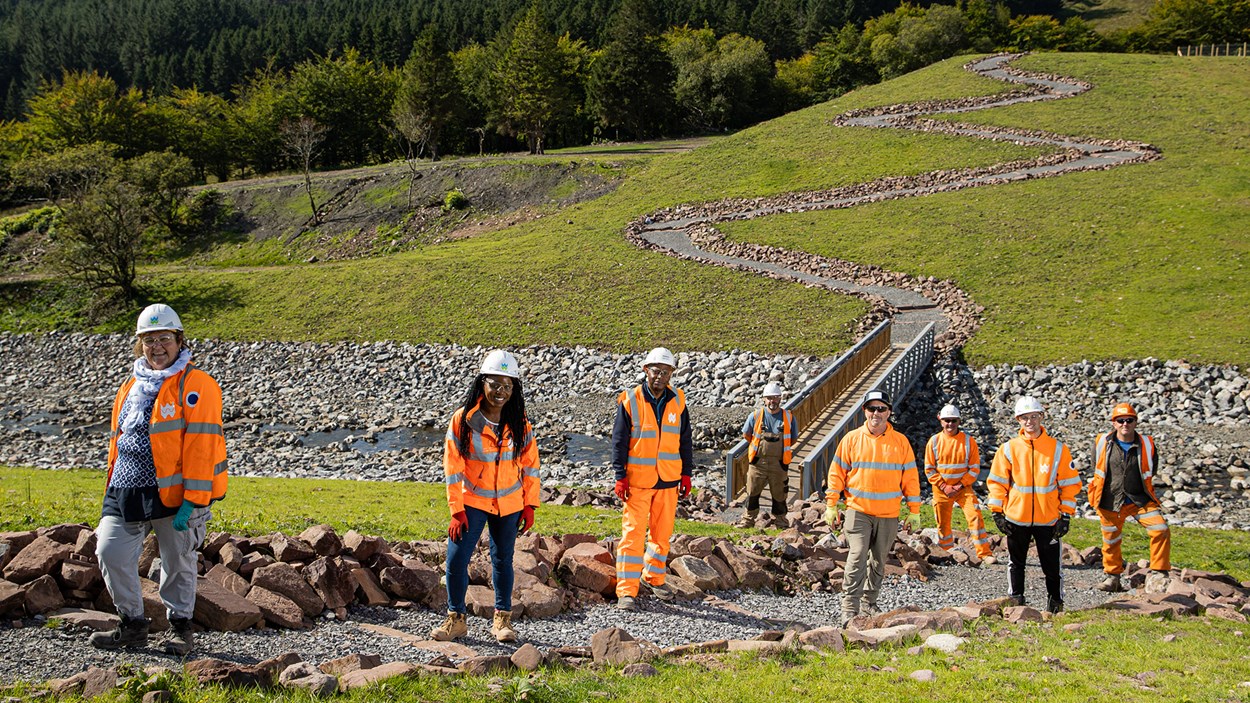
[1113, 417, 1136, 424]
[940, 418, 959, 423]
[865, 405, 890, 414]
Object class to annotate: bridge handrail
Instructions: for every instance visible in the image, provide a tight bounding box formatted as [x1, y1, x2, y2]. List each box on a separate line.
[722, 319, 893, 502]
[797, 321, 935, 501]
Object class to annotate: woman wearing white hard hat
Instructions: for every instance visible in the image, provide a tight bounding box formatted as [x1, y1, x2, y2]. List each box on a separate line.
[739, 381, 798, 527]
[431, 349, 540, 644]
[91, 304, 227, 656]
[986, 396, 1081, 614]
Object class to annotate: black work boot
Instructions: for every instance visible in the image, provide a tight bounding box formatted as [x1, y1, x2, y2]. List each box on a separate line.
[164, 617, 195, 656]
[89, 614, 149, 649]
[1046, 598, 1064, 614]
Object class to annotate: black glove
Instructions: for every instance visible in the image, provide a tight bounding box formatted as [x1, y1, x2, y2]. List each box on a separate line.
[1053, 514, 1070, 539]
[992, 511, 1012, 537]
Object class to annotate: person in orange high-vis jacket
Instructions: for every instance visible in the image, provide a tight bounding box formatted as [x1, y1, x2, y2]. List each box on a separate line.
[924, 404, 994, 565]
[611, 347, 694, 611]
[825, 390, 921, 627]
[93, 304, 226, 657]
[987, 396, 1081, 614]
[1087, 402, 1171, 594]
[740, 381, 798, 527]
[432, 349, 540, 644]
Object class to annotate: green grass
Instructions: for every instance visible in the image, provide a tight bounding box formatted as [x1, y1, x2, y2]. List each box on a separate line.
[0, 466, 733, 541]
[720, 53, 1250, 366]
[7, 600, 1250, 700]
[1064, 0, 1156, 32]
[0, 56, 1041, 354]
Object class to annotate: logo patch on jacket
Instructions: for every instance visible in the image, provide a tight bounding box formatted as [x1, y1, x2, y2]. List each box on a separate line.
[185, 391, 200, 407]
[667, 412, 677, 423]
[160, 403, 176, 419]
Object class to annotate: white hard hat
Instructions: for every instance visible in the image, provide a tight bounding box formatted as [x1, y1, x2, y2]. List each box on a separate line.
[643, 347, 676, 368]
[136, 304, 183, 335]
[480, 349, 521, 379]
[1013, 396, 1044, 417]
[938, 404, 961, 419]
[763, 382, 785, 397]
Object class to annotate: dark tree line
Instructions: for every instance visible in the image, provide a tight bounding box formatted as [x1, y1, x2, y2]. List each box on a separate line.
[0, 0, 1079, 119]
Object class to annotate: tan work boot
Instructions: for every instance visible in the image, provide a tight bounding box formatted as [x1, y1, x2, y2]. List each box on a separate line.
[980, 555, 997, 567]
[430, 611, 468, 641]
[491, 610, 517, 643]
[1096, 574, 1124, 592]
[737, 511, 758, 527]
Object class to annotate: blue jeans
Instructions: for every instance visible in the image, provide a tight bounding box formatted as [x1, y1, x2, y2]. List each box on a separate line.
[446, 505, 520, 614]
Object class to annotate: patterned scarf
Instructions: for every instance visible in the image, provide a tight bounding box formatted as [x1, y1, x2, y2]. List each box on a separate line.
[120, 348, 191, 434]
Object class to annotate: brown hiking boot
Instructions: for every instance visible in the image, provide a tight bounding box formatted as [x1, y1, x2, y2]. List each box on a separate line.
[430, 611, 468, 642]
[491, 610, 518, 643]
[163, 617, 195, 656]
[737, 511, 758, 528]
[88, 614, 149, 650]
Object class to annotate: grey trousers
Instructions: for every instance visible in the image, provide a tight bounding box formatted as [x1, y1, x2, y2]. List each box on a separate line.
[96, 507, 210, 621]
[840, 508, 898, 615]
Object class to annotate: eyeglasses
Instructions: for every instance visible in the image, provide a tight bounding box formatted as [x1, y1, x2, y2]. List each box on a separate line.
[865, 405, 890, 414]
[1113, 417, 1136, 425]
[644, 365, 673, 376]
[483, 378, 514, 392]
[140, 334, 176, 347]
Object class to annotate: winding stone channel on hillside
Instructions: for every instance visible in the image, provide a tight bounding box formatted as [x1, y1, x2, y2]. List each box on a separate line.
[626, 53, 1160, 350]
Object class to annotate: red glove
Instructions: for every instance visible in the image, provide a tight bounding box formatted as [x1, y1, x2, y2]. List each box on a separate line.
[679, 475, 692, 499]
[448, 511, 468, 541]
[518, 505, 535, 534]
[614, 478, 630, 501]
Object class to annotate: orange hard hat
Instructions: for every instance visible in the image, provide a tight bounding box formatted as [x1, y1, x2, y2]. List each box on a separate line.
[1110, 402, 1137, 420]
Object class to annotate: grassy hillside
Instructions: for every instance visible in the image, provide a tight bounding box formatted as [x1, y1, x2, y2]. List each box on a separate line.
[720, 53, 1250, 366]
[2, 57, 1041, 355]
[5, 55, 1246, 366]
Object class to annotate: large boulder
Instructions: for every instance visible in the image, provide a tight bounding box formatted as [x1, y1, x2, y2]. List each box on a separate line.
[3, 535, 73, 584]
[251, 563, 325, 616]
[558, 543, 617, 596]
[350, 567, 391, 607]
[0, 579, 25, 614]
[342, 530, 385, 562]
[338, 662, 417, 692]
[270, 536, 317, 564]
[379, 563, 438, 602]
[591, 628, 644, 666]
[304, 557, 355, 609]
[22, 574, 65, 614]
[247, 586, 311, 630]
[206, 563, 251, 597]
[193, 577, 263, 631]
[669, 556, 721, 591]
[298, 525, 343, 557]
[713, 543, 776, 591]
[278, 662, 337, 698]
[184, 658, 271, 688]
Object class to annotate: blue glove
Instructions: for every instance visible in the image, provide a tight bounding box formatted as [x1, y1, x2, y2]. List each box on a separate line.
[172, 501, 196, 532]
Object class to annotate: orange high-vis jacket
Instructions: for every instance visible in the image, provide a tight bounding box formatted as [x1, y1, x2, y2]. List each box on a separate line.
[986, 427, 1080, 526]
[1087, 432, 1159, 509]
[107, 364, 228, 508]
[746, 407, 794, 465]
[924, 431, 980, 489]
[827, 423, 921, 518]
[444, 403, 540, 517]
[621, 385, 686, 488]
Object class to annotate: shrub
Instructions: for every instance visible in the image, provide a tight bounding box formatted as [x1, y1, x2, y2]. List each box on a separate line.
[443, 188, 468, 210]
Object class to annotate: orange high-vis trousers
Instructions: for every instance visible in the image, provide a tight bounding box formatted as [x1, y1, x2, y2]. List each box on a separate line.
[615, 487, 677, 598]
[1097, 502, 1171, 574]
[933, 486, 992, 559]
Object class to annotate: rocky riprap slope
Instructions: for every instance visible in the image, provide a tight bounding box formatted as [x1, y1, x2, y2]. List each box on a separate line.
[4, 331, 1248, 527]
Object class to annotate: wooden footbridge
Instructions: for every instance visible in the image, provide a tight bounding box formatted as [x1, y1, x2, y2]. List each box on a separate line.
[723, 319, 935, 502]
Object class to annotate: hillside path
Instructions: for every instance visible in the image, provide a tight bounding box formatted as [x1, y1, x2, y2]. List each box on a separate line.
[630, 53, 1159, 348]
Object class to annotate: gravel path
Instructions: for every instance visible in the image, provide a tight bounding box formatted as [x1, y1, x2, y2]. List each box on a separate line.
[0, 557, 1119, 684]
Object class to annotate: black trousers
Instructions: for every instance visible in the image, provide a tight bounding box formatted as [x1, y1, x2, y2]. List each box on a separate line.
[1006, 523, 1063, 604]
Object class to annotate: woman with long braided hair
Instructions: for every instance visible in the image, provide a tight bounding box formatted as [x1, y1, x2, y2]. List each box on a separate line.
[430, 349, 540, 643]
